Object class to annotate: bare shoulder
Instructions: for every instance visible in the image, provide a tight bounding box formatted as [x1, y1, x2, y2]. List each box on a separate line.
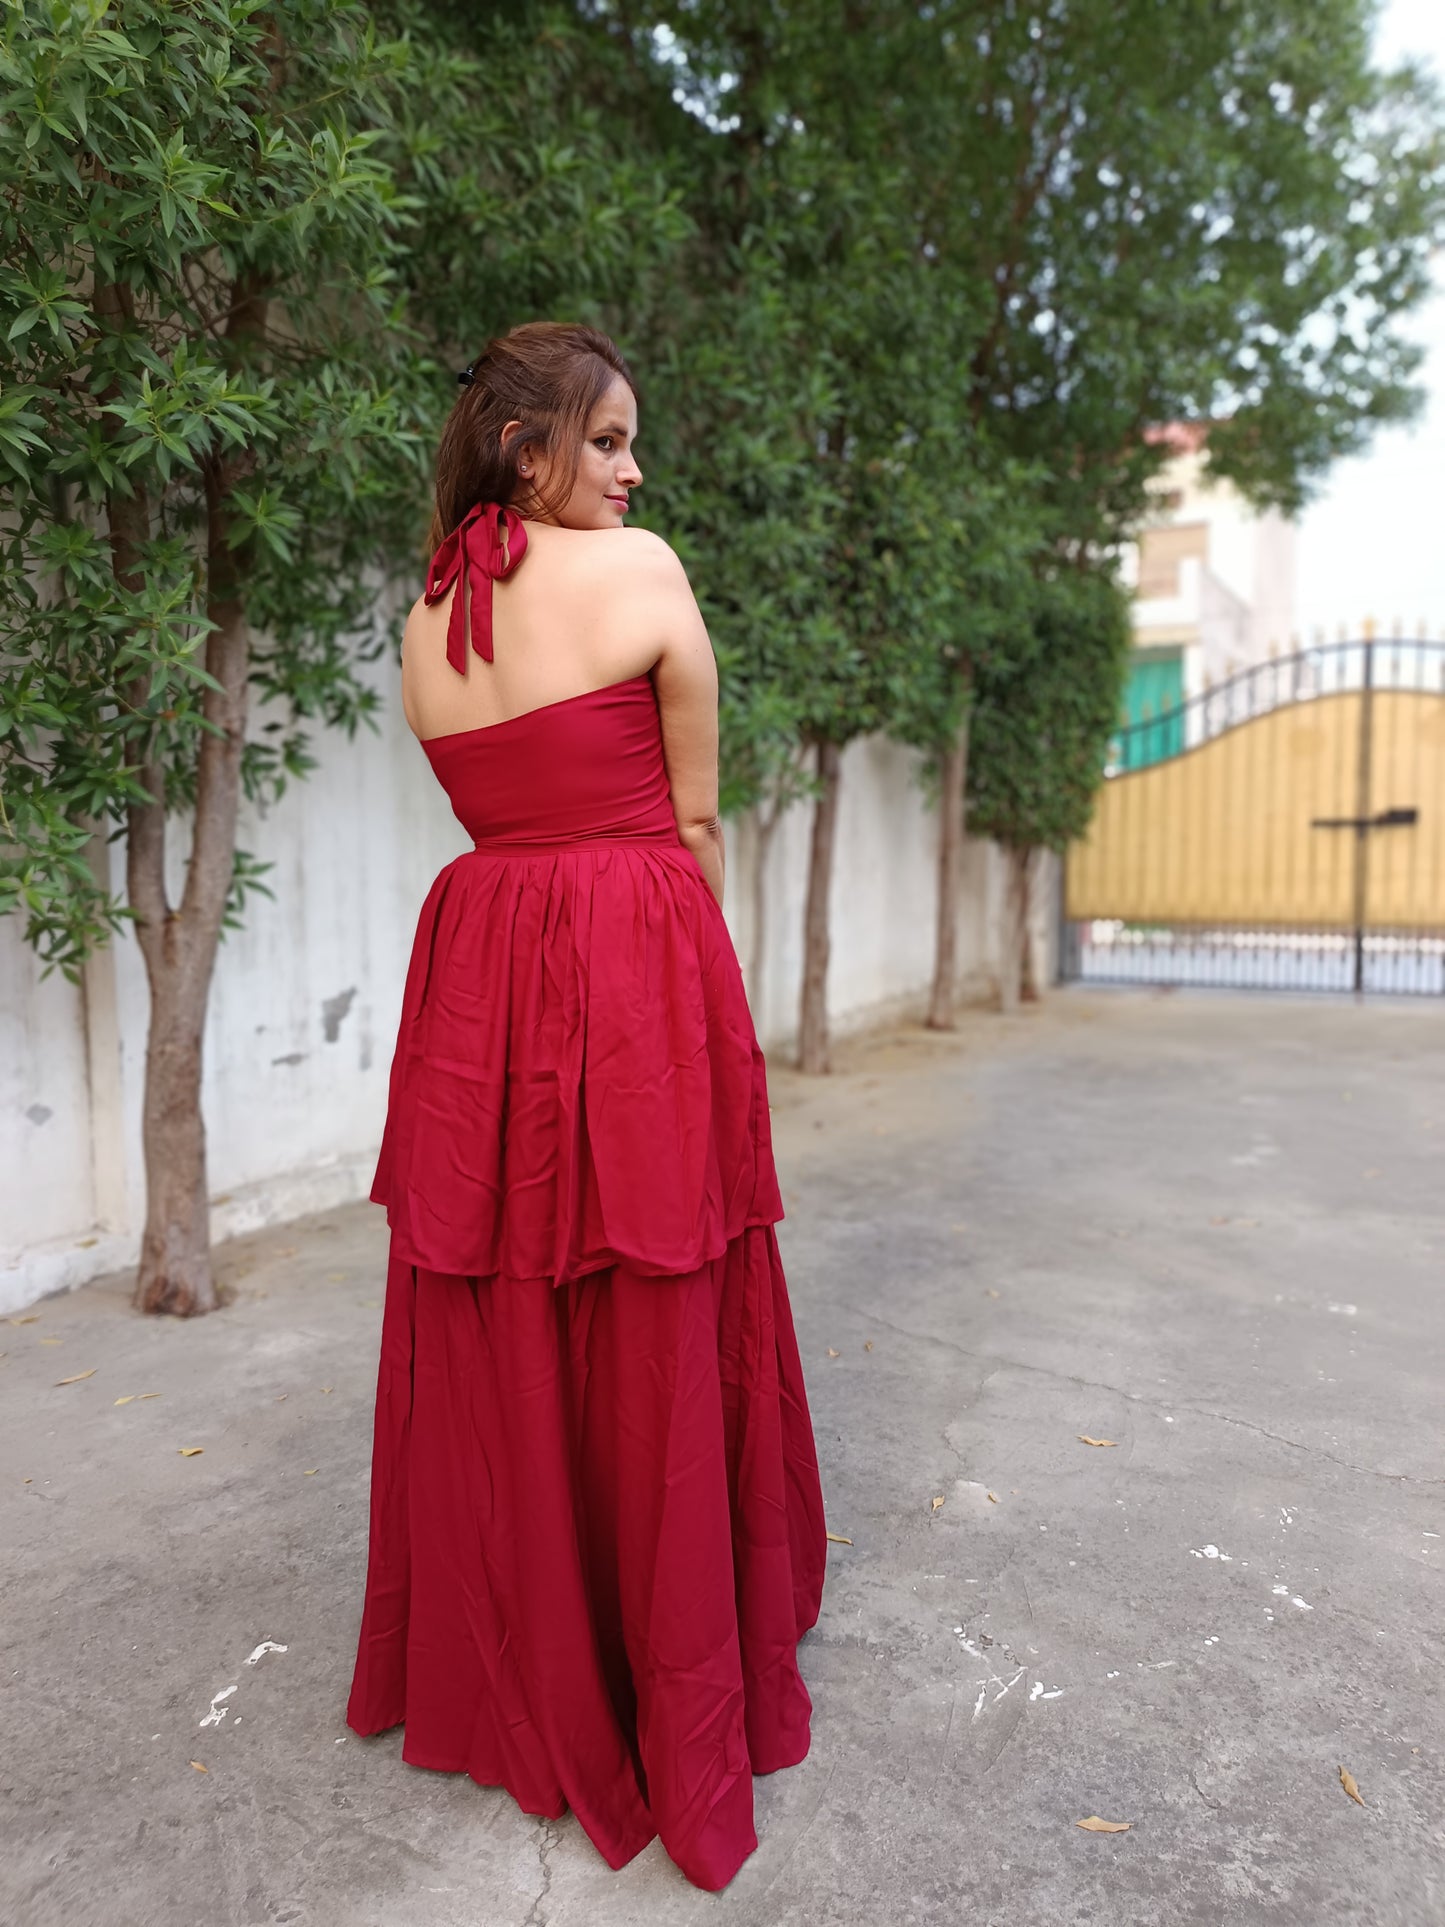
[400, 590, 434, 657]
[602, 525, 693, 590]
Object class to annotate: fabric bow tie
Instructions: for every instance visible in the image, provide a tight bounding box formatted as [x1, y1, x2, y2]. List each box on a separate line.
[424, 502, 530, 672]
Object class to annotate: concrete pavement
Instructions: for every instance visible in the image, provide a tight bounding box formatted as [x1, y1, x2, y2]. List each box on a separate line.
[2, 990, 1443, 1927]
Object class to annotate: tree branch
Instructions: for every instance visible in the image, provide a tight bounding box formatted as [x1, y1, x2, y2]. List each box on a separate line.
[95, 275, 171, 949]
[179, 269, 270, 936]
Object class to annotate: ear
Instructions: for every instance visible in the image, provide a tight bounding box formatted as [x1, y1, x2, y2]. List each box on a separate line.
[500, 420, 537, 475]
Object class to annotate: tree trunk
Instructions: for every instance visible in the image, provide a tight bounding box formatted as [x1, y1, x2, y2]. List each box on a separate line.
[998, 844, 1034, 1015]
[746, 789, 784, 1020]
[130, 450, 253, 1313]
[798, 737, 842, 1074]
[110, 268, 268, 1316]
[93, 279, 216, 1314]
[927, 712, 971, 1030]
[1020, 846, 1046, 1002]
[134, 968, 213, 1314]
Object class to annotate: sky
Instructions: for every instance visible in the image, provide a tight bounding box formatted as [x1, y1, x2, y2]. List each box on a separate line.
[1294, 0, 1445, 637]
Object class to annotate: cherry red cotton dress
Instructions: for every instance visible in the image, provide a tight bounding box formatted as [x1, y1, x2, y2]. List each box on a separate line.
[345, 504, 827, 1893]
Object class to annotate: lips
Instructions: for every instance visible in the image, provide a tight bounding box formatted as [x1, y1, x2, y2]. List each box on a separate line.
[606, 495, 629, 510]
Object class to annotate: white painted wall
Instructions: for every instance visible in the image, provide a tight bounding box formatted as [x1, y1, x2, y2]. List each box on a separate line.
[2, 659, 1038, 1314]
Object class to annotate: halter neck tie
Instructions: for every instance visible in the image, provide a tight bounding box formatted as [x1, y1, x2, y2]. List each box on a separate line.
[424, 502, 529, 672]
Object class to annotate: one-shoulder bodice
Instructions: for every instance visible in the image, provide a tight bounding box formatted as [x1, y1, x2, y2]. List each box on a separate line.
[421, 673, 678, 849]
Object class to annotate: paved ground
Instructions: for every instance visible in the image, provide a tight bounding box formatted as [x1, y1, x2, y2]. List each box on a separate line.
[3, 990, 1444, 1927]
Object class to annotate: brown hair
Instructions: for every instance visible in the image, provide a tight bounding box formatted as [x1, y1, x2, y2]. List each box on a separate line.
[429, 321, 638, 551]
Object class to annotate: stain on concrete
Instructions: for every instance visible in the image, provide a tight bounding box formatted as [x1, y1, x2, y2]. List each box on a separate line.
[271, 1053, 306, 1068]
[320, 988, 357, 1044]
[26, 1104, 53, 1126]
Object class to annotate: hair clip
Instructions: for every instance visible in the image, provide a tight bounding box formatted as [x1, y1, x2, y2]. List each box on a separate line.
[456, 364, 476, 388]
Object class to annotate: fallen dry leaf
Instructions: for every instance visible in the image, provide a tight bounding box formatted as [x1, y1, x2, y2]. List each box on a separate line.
[39, 1336, 63, 1346]
[190, 1760, 209, 1773]
[9, 1315, 40, 1326]
[826, 1348, 840, 1359]
[55, 1369, 96, 1386]
[178, 1447, 204, 1458]
[1076, 1816, 1131, 1833]
[985, 1288, 1001, 1299]
[319, 1386, 333, 1394]
[825, 1530, 853, 1546]
[987, 1491, 999, 1503]
[863, 1341, 874, 1353]
[1339, 1765, 1365, 1807]
[931, 1495, 945, 1511]
[303, 1468, 318, 1476]
[138, 1392, 162, 1401]
[1078, 1436, 1119, 1448]
[114, 1396, 136, 1406]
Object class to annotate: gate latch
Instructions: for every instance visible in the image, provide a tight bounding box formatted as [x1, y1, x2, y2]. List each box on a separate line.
[1310, 806, 1420, 831]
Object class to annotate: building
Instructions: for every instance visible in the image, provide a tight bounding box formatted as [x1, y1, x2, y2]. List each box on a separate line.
[1118, 423, 1297, 762]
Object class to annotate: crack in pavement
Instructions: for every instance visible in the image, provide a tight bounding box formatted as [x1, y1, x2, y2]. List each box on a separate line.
[521, 1818, 556, 1927]
[1169, 1404, 1445, 1488]
[1189, 1766, 1222, 1811]
[842, 1304, 1444, 1487]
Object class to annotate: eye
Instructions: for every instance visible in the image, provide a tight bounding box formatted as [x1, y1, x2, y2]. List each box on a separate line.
[595, 435, 615, 452]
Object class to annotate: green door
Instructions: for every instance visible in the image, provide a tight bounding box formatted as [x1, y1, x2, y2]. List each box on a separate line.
[1121, 650, 1184, 769]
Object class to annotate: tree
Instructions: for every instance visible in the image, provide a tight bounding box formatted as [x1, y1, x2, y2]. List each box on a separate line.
[965, 567, 1132, 1010]
[588, 2, 859, 1066]
[0, 0, 682, 1313]
[875, 450, 1043, 1030]
[605, 1, 984, 1069]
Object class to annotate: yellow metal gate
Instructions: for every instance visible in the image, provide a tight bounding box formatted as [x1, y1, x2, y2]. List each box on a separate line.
[1064, 639, 1445, 993]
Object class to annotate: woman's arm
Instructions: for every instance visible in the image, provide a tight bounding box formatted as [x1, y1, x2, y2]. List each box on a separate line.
[635, 535, 726, 907]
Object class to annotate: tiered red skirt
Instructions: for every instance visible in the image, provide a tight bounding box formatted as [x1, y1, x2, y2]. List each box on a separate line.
[346, 840, 827, 1891]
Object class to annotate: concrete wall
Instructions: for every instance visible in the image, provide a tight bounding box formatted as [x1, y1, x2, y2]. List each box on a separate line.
[1, 663, 1040, 1314]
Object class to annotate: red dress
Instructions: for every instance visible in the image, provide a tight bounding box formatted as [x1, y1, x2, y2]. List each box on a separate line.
[346, 506, 827, 1892]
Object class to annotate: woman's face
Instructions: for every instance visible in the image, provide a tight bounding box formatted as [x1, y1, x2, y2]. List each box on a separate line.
[508, 374, 642, 530]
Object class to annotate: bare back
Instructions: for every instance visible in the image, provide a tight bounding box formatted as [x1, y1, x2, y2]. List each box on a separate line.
[401, 519, 723, 884]
[402, 522, 664, 739]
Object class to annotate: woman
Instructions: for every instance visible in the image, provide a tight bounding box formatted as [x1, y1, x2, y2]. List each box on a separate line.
[346, 321, 827, 1892]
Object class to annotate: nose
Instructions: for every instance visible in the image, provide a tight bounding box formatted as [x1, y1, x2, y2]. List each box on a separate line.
[617, 453, 642, 488]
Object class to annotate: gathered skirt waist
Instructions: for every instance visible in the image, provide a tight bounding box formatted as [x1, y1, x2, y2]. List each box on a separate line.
[467, 829, 683, 856]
